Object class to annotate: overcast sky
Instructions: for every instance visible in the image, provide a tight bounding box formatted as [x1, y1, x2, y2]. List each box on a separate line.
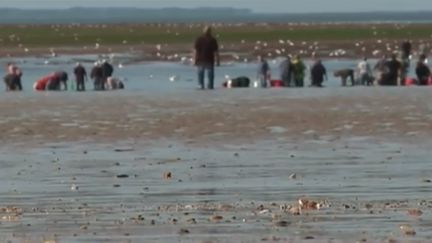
[2, 0, 431, 13]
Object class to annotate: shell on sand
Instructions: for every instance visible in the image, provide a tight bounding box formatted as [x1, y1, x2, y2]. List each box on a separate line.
[273, 220, 290, 227]
[289, 206, 301, 215]
[163, 171, 172, 180]
[400, 225, 416, 236]
[298, 199, 320, 210]
[407, 209, 423, 217]
[209, 215, 223, 222]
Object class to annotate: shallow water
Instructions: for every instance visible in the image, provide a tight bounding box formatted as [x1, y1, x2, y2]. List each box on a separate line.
[0, 54, 418, 92]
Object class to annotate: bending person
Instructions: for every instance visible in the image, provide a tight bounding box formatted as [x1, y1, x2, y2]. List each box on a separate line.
[334, 68, 355, 86]
[106, 77, 125, 90]
[33, 71, 68, 91]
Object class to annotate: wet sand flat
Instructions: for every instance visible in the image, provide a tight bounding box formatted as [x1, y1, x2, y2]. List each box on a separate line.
[1, 88, 432, 242]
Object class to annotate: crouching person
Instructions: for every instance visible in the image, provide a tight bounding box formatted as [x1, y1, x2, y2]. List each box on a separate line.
[106, 77, 125, 90]
[33, 71, 68, 91]
[334, 69, 355, 86]
[223, 76, 250, 88]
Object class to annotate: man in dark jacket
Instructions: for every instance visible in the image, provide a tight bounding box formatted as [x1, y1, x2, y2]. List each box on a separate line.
[415, 54, 431, 86]
[194, 26, 220, 90]
[280, 55, 292, 87]
[310, 59, 327, 87]
[401, 40, 412, 60]
[74, 62, 87, 91]
[101, 60, 114, 91]
[383, 54, 402, 86]
[91, 62, 104, 90]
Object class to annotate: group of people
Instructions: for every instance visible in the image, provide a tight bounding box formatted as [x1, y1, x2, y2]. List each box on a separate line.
[334, 52, 432, 87]
[193, 28, 432, 89]
[257, 54, 327, 88]
[4, 60, 125, 91]
[3, 29, 431, 91]
[254, 49, 431, 88]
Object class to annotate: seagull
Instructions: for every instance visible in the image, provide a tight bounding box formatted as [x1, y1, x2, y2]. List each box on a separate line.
[169, 75, 179, 82]
[70, 184, 79, 191]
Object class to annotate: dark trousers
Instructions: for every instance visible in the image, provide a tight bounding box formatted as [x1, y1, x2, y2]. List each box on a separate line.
[294, 78, 304, 87]
[282, 76, 292, 87]
[312, 78, 323, 87]
[382, 74, 398, 86]
[94, 78, 104, 90]
[76, 80, 85, 91]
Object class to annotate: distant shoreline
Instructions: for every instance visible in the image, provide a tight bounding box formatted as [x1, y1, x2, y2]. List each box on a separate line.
[1, 8, 432, 24]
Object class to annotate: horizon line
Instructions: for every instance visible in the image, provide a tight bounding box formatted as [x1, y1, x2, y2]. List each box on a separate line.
[0, 7, 431, 14]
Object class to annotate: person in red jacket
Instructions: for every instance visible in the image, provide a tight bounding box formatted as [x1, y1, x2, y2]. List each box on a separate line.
[33, 71, 68, 91]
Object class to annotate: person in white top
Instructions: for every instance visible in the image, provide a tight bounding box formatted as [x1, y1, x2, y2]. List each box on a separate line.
[4, 63, 23, 91]
[7, 63, 22, 76]
[357, 57, 373, 86]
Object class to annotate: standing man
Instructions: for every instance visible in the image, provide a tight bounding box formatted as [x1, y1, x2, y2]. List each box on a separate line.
[384, 54, 402, 86]
[74, 62, 87, 91]
[291, 55, 306, 87]
[400, 40, 412, 84]
[373, 54, 389, 85]
[401, 40, 412, 83]
[357, 57, 373, 86]
[257, 55, 270, 88]
[310, 59, 327, 87]
[194, 26, 220, 90]
[415, 54, 431, 86]
[401, 40, 412, 60]
[4, 63, 23, 91]
[101, 60, 114, 91]
[90, 62, 104, 90]
[280, 55, 292, 87]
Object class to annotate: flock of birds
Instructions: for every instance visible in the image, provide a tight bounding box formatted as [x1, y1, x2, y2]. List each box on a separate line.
[2, 23, 431, 83]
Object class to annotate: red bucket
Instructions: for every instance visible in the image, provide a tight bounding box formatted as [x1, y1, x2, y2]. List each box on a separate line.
[405, 78, 415, 86]
[270, 79, 282, 87]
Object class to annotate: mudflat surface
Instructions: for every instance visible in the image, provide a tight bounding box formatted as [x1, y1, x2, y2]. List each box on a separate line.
[0, 88, 432, 242]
